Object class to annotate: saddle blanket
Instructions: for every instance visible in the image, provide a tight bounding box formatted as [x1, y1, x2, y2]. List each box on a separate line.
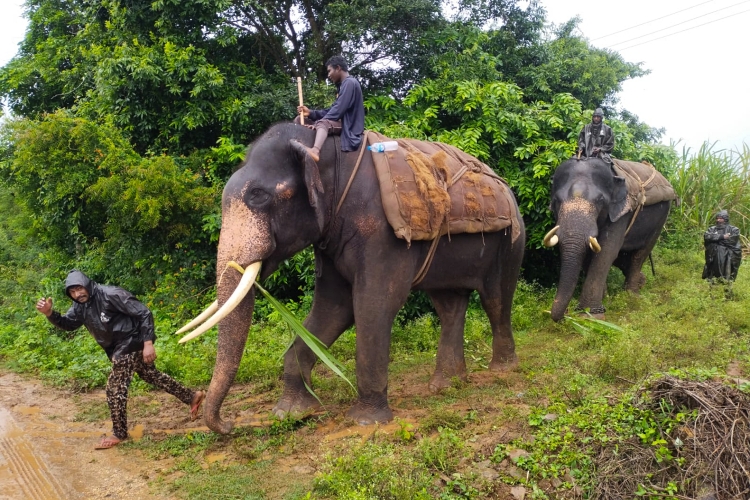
[368, 131, 521, 245]
[611, 158, 677, 210]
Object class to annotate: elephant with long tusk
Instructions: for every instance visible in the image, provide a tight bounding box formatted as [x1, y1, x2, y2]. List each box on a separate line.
[177, 123, 526, 434]
[547, 157, 672, 321]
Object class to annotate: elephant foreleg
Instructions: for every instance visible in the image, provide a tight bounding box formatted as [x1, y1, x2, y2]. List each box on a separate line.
[346, 273, 412, 425]
[273, 255, 354, 419]
[578, 234, 625, 317]
[427, 289, 470, 392]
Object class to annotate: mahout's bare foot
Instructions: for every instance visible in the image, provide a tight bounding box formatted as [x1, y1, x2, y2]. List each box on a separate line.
[190, 390, 206, 421]
[305, 146, 320, 162]
[94, 435, 123, 450]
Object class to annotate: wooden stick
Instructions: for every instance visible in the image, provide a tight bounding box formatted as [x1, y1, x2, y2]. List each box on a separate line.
[296, 77, 304, 125]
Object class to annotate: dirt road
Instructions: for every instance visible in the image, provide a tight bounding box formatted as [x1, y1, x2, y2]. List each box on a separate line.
[0, 371, 160, 499]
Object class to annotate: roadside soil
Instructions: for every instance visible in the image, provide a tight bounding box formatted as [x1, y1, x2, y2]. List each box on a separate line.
[0, 365, 534, 500]
[0, 370, 171, 499]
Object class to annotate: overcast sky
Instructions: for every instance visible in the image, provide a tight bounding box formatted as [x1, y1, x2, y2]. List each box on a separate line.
[1, 0, 748, 153]
[543, 0, 750, 153]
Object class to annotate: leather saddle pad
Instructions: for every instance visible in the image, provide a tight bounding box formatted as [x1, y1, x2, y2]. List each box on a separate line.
[611, 158, 677, 209]
[368, 131, 521, 245]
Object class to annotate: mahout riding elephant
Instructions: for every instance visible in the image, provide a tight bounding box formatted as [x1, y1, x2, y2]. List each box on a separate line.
[544, 157, 671, 322]
[181, 123, 526, 434]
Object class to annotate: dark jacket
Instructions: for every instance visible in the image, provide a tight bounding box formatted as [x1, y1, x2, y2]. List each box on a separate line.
[46, 270, 156, 360]
[578, 122, 614, 158]
[702, 211, 743, 281]
[308, 76, 365, 152]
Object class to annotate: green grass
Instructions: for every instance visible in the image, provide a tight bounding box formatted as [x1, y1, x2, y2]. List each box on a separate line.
[2, 168, 750, 498]
[51, 239, 739, 499]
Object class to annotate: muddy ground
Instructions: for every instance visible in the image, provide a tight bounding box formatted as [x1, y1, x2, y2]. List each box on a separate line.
[0, 371, 159, 499]
[0, 366, 535, 499]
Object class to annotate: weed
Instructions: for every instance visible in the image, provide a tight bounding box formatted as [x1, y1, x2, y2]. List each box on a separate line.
[421, 408, 467, 433]
[419, 427, 466, 474]
[314, 440, 434, 499]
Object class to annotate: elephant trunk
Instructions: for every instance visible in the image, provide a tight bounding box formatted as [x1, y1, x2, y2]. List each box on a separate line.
[204, 264, 256, 434]
[551, 234, 587, 322]
[551, 200, 598, 322]
[201, 197, 273, 434]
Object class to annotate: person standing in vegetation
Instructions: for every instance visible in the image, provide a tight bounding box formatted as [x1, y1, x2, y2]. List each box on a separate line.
[35, 270, 205, 449]
[296, 55, 365, 162]
[578, 108, 614, 162]
[702, 210, 743, 283]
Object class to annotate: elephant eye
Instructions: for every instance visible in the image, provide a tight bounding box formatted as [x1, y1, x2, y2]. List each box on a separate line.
[247, 187, 271, 205]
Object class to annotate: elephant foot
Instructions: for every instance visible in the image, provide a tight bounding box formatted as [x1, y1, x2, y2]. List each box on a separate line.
[428, 370, 467, 393]
[272, 390, 321, 420]
[346, 401, 393, 426]
[624, 272, 646, 293]
[578, 310, 606, 320]
[489, 353, 519, 372]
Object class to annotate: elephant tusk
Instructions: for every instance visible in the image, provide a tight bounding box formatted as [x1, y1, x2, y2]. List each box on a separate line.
[543, 225, 560, 247]
[589, 236, 601, 253]
[178, 262, 261, 344]
[175, 300, 218, 334]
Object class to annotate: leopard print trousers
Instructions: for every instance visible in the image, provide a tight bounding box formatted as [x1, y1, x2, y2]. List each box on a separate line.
[106, 351, 195, 440]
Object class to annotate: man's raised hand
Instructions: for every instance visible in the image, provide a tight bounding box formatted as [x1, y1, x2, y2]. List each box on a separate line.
[36, 297, 53, 317]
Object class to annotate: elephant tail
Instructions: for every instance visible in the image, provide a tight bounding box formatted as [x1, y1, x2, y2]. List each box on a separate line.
[649, 253, 656, 277]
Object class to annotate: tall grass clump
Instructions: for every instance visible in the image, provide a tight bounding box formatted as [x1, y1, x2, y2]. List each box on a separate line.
[671, 141, 750, 238]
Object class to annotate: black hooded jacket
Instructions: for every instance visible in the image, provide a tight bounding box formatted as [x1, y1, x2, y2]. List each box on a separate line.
[46, 270, 156, 360]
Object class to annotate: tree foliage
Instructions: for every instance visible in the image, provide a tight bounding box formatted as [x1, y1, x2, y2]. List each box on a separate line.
[0, 0, 675, 299]
[0, 111, 217, 292]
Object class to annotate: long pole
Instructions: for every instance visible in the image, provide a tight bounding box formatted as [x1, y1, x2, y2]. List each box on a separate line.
[296, 77, 304, 125]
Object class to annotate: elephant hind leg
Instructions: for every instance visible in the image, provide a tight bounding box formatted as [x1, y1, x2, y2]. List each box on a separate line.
[622, 248, 653, 293]
[426, 289, 470, 393]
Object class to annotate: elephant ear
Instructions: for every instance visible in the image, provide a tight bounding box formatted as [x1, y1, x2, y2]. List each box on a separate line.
[608, 175, 629, 222]
[290, 140, 326, 233]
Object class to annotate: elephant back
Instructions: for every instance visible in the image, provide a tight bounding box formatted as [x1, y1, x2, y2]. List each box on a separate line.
[367, 131, 521, 245]
[611, 159, 676, 213]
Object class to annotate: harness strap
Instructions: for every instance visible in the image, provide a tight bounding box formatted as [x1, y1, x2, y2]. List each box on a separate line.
[412, 226, 443, 286]
[335, 131, 370, 217]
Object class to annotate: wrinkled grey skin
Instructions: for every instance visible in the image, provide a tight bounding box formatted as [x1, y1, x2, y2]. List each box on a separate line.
[204, 123, 526, 434]
[549, 158, 671, 322]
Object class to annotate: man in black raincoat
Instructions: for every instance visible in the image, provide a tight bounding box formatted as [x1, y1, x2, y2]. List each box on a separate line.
[36, 270, 205, 449]
[578, 108, 614, 162]
[702, 210, 742, 282]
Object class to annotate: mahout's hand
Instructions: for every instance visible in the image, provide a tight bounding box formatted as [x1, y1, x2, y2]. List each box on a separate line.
[296, 105, 310, 116]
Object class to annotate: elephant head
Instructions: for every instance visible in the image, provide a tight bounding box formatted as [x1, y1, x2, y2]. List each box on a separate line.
[180, 124, 325, 433]
[546, 157, 628, 321]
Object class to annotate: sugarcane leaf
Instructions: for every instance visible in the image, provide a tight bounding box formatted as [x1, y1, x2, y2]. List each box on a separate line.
[253, 280, 355, 391]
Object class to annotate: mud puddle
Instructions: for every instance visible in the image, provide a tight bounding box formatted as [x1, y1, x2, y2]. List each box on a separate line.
[0, 372, 161, 499]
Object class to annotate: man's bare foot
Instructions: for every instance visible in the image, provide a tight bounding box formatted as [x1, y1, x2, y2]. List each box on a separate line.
[305, 147, 320, 162]
[190, 390, 206, 421]
[94, 435, 123, 450]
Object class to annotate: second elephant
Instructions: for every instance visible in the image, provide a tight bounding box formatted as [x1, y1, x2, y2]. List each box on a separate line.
[545, 157, 673, 321]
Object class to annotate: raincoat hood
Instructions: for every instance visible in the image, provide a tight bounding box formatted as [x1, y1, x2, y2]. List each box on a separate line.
[65, 270, 94, 301]
[714, 210, 730, 225]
